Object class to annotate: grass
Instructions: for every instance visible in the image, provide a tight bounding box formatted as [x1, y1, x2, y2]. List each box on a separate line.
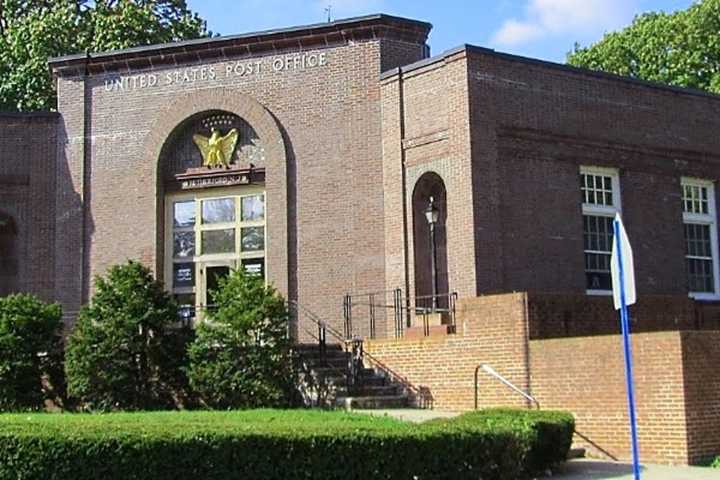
[0, 409, 410, 436]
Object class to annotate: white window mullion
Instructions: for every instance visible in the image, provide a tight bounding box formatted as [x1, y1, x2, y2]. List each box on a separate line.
[683, 177, 719, 299]
[581, 166, 621, 294]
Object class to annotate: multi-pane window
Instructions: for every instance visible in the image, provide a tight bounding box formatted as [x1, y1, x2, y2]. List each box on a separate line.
[682, 178, 718, 298]
[166, 189, 266, 323]
[580, 167, 621, 293]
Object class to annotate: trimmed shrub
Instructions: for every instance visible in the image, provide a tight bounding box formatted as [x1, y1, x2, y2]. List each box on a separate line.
[0, 294, 62, 411]
[0, 408, 574, 480]
[64, 261, 192, 411]
[448, 408, 575, 474]
[187, 269, 293, 409]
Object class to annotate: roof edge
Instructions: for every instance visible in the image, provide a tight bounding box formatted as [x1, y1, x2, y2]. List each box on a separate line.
[381, 43, 720, 102]
[464, 45, 720, 102]
[49, 13, 432, 70]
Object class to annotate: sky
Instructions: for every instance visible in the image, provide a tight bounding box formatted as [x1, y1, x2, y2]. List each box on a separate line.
[186, 0, 694, 63]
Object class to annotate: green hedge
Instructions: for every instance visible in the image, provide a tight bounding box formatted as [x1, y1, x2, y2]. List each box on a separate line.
[448, 408, 575, 474]
[0, 409, 574, 480]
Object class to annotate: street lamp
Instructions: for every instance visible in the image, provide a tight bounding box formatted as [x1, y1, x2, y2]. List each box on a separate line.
[424, 196, 440, 311]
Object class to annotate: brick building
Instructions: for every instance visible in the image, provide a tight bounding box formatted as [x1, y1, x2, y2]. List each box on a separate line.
[2, 14, 720, 464]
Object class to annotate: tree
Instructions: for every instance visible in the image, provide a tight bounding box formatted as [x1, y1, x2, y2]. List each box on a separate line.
[568, 0, 720, 94]
[0, 293, 63, 411]
[187, 269, 294, 409]
[64, 260, 192, 411]
[0, 0, 207, 112]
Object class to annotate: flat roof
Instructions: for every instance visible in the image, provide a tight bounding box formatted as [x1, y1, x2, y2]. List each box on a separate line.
[381, 44, 720, 102]
[49, 13, 432, 75]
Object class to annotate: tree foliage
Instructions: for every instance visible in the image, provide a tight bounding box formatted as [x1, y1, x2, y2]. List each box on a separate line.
[187, 269, 294, 409]
[0, 0, 207, 111]
[64, 261, 192, 411]
[568, 0, 720, 94]
[0, 293, 62, 411]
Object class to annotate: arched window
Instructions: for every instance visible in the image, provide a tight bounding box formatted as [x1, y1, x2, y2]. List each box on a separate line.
[0, 212, 18, 296]
[412, 172, 449, 307]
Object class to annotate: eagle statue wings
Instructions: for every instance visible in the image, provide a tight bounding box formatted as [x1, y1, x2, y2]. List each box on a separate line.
[192, 128, 239, 168]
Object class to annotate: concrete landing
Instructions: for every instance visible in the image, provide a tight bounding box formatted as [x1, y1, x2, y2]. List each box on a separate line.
[352, 408, 458, 423]
[551, 460, 720, 479]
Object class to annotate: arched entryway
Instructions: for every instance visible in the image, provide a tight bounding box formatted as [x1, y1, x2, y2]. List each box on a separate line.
[412, 172, 449, 308]
[157, 110, 268, 323]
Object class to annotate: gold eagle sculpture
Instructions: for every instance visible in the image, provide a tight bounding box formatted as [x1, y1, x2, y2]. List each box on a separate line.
[192, 127, 239, 168]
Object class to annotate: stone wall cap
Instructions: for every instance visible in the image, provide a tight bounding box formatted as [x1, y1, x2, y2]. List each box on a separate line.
[48, 13, 432, 75]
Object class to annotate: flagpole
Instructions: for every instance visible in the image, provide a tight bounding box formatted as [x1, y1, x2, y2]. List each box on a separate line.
[614, 218, 641, 480]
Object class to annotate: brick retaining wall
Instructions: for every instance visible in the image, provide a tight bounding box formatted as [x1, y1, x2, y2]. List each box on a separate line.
[365, 292, 720, 465]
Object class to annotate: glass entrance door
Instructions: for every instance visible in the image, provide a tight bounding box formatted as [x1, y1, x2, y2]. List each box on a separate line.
[200, 262, 233, 312]
[165, 186, 266, 325]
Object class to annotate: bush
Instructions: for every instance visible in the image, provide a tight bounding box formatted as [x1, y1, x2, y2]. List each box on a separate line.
[0, 408, 574, 480]
[187, 269, 293, 409]
[448, 408, 575, 474]
[0, 294, 62, 411]
[64, 261, 191, 411]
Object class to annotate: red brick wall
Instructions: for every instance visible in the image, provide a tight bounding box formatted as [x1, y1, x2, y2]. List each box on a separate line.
[681, 330, 720, 464]
[0, 113, 58, 302]
[365, 291, 720, 465]
[51, 19, 428, 336]
[365, 293, 531, 411]
[526, 292, 697, 339]
[465, 47, 720, 297]
[529, 332, 690, 465]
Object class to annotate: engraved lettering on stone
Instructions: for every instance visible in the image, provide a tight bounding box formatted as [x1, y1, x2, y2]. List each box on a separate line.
[103, 52, 329, 93]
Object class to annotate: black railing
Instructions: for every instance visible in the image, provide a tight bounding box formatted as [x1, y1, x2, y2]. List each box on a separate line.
[288, 300, 363, 388]
[343, 289, 458, 340]
[414, 292, 457, 337]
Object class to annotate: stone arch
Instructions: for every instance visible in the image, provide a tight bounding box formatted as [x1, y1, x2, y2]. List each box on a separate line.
[140, 89, 289, 296]
[411, 171, 449, 306]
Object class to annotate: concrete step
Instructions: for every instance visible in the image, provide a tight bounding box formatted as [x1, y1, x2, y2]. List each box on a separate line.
[336, 394, 410, 410]
[294, 344, 344, 353]
[301, 357, 350, 369]
[404, 324, 455, 340]
[337, 384, 401, 397]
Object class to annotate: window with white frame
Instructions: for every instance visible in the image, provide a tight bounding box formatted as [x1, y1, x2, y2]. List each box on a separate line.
[580, 167, 621, 293]
[682, 178, 719, 298]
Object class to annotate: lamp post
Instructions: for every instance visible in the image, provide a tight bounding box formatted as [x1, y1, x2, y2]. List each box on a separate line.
[424, 196, 440, 311]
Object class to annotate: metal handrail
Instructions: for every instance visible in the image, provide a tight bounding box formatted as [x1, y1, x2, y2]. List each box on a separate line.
[343, 289, 457, 340]
[289, 300, 346, 344]
[474, 363, 540, 410]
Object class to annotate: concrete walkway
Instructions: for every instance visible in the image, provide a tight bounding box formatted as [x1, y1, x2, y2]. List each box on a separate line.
[551, 460, 720, 479]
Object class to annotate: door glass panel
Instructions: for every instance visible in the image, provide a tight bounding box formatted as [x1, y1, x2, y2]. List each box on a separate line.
[173, 231, 195, 258]
[173, 262, 194, 288]
[174, 293, 196, 323]
[242, 258, 265, 277]
[241, 195, 265, 221]
[174, 201, 195, 227]
[241, 226, 264, 252]
[206, 266, 231, 307]
[202, 198, 236, 224]
[202, 229, 235, 254]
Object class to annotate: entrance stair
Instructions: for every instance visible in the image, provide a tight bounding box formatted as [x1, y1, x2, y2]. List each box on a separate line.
[295, 343, 410, 410]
